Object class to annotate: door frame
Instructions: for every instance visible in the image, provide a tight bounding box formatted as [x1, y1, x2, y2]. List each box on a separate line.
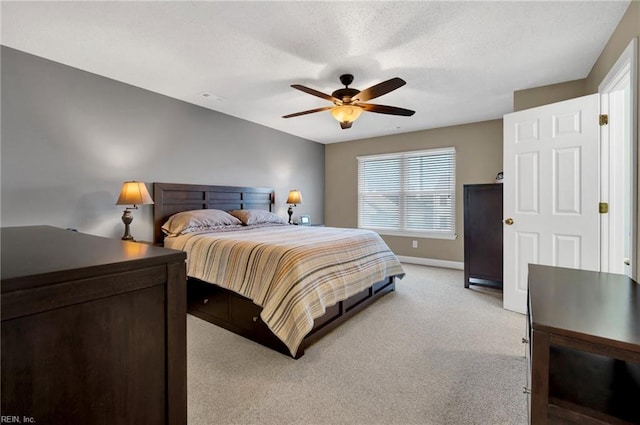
[598, 37, 638, 278]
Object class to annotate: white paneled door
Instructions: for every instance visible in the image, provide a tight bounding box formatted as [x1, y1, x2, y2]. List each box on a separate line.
[503, 94, 600, 314]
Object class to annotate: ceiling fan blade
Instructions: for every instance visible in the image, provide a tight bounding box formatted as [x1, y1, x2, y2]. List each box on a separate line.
[353, 77, 406, 102]
[359, 103, 415, 116]
[340, 121, 353, 130]
[282, 106, 333, 119]
[291, 84, 339, 103]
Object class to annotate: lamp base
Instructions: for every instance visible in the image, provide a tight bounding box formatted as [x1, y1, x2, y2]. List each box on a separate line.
[121, 209, 135, 241]
[287, 206, 293, 224]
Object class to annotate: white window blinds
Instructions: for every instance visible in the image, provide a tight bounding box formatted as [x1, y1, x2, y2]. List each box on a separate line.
[357, 147, 456, 238]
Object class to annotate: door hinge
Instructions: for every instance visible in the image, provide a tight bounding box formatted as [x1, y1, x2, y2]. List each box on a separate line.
[599, 202, 609, 214]
[599, 114, 608, 126]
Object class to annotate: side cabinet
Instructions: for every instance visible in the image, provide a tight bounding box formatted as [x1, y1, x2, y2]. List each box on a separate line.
[1, 226, 187, 425]
[528, 265, 640, 425]
[463, 183, 503, 288]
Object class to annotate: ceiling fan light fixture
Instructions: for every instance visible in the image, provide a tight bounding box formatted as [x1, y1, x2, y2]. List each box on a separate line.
[331, 105, 362, 124]
[283, 75, 413, 129]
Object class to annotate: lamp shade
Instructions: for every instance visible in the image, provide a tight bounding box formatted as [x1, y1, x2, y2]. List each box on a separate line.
[331, 105, 363, 124]
[116, 181, 154, 206]
[286, 189, 303, 205]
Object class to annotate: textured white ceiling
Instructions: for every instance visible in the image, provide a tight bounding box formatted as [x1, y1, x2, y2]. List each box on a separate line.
[0, 1, 631, 144]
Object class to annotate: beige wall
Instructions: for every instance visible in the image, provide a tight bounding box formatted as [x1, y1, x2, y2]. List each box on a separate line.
[513, 1, 639, 113]
[328, 2, 639, 265]
[514, 1, 638, 114]
[325, 119, 503, 262]
[513, 79, 586, 111]
[584, 0, 639, 94]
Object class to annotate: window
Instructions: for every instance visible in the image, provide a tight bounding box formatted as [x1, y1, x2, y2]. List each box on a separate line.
[357, 147, 456, 239]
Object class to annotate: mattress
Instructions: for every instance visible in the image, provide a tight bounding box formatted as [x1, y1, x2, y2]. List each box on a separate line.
[164, 225, 404, 355]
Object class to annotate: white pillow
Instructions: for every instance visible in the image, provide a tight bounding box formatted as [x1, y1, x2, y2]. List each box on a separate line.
[228, 209, 287, 226]
[162, 209, 242, 236]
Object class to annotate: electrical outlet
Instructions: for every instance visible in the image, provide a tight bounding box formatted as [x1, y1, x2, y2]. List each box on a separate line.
[412, 240, 418, 248]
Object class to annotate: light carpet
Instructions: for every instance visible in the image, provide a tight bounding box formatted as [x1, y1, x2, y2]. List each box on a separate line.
[187, 263, 528, 425]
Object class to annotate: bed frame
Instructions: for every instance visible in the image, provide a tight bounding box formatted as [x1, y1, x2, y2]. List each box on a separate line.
[153, 182, 397, 358]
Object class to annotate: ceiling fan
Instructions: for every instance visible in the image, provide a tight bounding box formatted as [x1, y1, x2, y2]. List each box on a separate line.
[282, 74, 415, 129]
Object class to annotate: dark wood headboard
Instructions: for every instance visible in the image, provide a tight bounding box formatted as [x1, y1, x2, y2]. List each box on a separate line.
[153, 183, 275, 244]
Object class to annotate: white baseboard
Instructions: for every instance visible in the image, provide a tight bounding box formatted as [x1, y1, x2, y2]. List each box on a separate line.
[396, 255, 464, 270]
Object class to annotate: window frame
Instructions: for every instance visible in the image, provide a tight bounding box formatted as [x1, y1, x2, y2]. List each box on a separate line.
[357, 147, 457, 240]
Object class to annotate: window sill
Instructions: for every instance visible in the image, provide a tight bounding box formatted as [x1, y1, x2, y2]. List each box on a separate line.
[362, 228, 458, 240]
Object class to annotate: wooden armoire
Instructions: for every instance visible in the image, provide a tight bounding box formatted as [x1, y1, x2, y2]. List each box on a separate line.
[463, 183, 503, 288]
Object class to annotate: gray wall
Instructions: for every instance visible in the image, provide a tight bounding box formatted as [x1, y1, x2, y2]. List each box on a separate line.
[1, 46, 325, 241]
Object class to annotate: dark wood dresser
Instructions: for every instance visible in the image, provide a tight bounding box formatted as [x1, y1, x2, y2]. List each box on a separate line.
[1, 226, 187, 425]
[463, 183, 503, 288]
[527, 265, 640, 425]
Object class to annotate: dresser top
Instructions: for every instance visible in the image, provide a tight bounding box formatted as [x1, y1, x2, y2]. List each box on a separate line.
[1, 225, 185, 291]
[529, 264, 640, 351]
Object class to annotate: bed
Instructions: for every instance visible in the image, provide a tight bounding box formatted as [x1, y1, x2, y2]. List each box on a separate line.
[153, 182, 404, 358]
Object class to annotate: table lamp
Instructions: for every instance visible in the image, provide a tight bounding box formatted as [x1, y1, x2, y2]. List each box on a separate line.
[286, 189, 303, 224]
[116, 181, 154, 241]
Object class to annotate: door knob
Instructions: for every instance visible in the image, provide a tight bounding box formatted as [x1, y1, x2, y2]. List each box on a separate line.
[504, 218, 514, 225]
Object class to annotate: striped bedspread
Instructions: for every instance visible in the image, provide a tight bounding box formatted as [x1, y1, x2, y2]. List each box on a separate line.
[165, 225, 405, 355]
